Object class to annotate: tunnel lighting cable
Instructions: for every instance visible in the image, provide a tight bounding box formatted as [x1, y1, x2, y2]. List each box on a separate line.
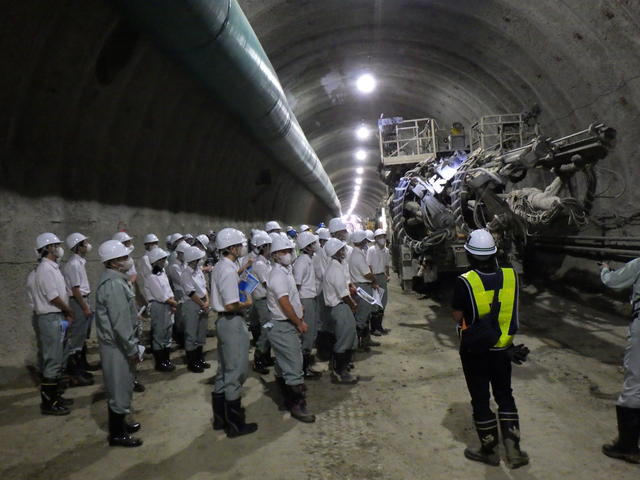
[356, 73, 376, 93]
[355, 149, 367, 161]
[356, 125, 370, 140]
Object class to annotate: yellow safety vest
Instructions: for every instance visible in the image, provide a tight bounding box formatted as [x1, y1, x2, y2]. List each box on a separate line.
[461, 268, 516, 348]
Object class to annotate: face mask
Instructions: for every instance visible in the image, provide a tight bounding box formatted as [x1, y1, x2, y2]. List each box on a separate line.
[148, 244, 158, 251]
[84, 243, 93, 253]
[278, 253, 293, 266]
[118, 258, 134, 272]
[54, 246, 64, 258]
[238, 245, 248, 257]
[376, 238, 386, 247]
[127, 245, 135, 253]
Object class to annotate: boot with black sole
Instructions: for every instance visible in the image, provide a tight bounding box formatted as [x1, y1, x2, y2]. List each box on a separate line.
[602, 405, 640, 464]
[66, 355, 94, 388]
[73, 352, 94, 380]
[464, 417, 500, 466]
[303, 353, 322, 379]
[80, 344, 101, 371]
[197, 346, 211, 369]
[108, 408, 142, 447]
[252, 350, 270, 375]
[212, 392, 227, 430]
[40, 380, 70, 416]
[163, 348, 176, 372]
[331, 352, 359, 384]
[499, 412, 529, 469]
[56, 379, 74, 407]
[288, 384, 316, 423]
[356, 328, 370, 353]
[225, 399, 258, 438]
[363, 326, 381, 347]
[186, 349, 204, 373]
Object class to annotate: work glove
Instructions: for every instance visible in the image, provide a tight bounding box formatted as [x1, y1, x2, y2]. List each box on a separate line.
[507, 344, 530, 365]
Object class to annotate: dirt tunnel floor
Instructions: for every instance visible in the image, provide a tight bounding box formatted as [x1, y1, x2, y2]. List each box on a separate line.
[1, 280, 639, 480]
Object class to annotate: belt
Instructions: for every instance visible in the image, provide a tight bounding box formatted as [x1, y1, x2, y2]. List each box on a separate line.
[218, 311, 237, 317]
[70, 295, 89, 301]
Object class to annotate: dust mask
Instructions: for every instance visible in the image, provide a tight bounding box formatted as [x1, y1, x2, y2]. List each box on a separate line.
[376, 238, 386, 247]
[85, 243, 93, 253]
[118, 258, 134, 272]
[54, 247, 64, 259]
[278, 253, 293, 266]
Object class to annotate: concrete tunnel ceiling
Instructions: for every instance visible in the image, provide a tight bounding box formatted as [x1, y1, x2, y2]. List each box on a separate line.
[238, 0, 640, 219]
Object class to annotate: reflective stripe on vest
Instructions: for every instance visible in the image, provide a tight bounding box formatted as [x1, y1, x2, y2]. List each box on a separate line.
[461, 268, 516, 348]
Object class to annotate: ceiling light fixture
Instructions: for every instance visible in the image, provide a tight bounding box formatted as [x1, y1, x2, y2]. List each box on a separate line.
[356, 73, 376, 94]
[356, 167, 364, 175]
[356, 125, 370, 140]
[355, 150, 367, 161]
[355, 177, 362, 185]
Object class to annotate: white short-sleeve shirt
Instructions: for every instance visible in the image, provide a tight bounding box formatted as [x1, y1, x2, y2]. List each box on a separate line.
[267, 263, 303, 321]
[313, 247, 328, 294]
[367, 245, 391, 275]
[33, 258, 69, 314]
[293, 253, 317, 299]
[252, 255, 271, 300]
[146, 271, 174, 303]
[342, 245, 353, 281]
[323, 258, 350, 307]
[349, 247, 372, 284]
[63, 253, 91, 296]
[181, 265, 208, 299]
[168, 261, 185, 295]
[211, 257, 240, 312]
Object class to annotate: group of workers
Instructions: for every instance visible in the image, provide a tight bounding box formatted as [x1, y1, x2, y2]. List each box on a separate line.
[26, 217, 391, 447]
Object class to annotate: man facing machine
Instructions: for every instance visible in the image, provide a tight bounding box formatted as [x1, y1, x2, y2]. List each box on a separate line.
[367, 228, 391, 336]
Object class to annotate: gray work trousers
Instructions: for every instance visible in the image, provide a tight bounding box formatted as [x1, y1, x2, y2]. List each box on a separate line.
[301, 297, 319, 354]
[214, 314, 250, 401]
[354, 282, 373, 329]
[99, 344, 135, 414]
[36, 313, 65, 379]
[374, 273, 388, 309]
[268, 320, 304, 386]
[253, 298, 272, 354]
[150, 301, 173, 350]
[618, 317, 640, 408]
[63, 297, 91, 362]
[330, 303, 357, 353]
[317, 293, 333, 333]
[182, 298, 208, 352]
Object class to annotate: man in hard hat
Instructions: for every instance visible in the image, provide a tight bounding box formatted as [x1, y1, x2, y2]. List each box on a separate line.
[62, 233, 94, 387]
[299, 224, 311, 233]
[349, 230, 380, 352]
[452, 229, 528, 468]
[168, 240, 189, 349]
[323, 238, 359, 384]
[267, 235, 316, 422]
[367, 229, 391, 336]
[599, 259, 640, 463]
[181, 246, 210, 373]
[95, 240, 142, 447]
[293, 231, 322, 379]
[210, 228, 257, 437]
[250, 230, 274, 375]
[313, 227, 334, 361]
[145, 248, 177, 372]
[112, 232, 137, 283]
[30, 233, 74, 415]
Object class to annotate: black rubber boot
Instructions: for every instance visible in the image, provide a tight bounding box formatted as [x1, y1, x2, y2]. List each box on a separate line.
[263, 346, 275, 367]
[40, 379, 70, 416]
[74, 351, 94, 380]
[197, 346, 211, 369]
[303, 353, 322, 379]
[464, 417, 500, 466]
[163, 348, 176, 371]
[125, 418, 141, 433]
[331, 352, 359, 384]
[212, 392, 226, 430]
[250, 325, 261, 347]
[363, 326, 381, 347]
[108, 408, 142, 447]
[224, 399, 258, 438]
[81, 344, 101, 371]
[252, 350, 270, 375]
[133, 379, 145, 392]
[186, 349, 204, 373]
[356, 328, 371, 353]
[66, 355, 94, 387]
[275, 376, 291, 411]
[315, 331, 335, 362]
[602, 406, 640, 464]
[499, 412, 529, 469]
[56, 379, 74, 407]
[288, 384, 316, 423]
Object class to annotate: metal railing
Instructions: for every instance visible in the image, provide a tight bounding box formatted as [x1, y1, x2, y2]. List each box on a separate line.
[379, 118, 439, 164]
[469, 114, 538, 153]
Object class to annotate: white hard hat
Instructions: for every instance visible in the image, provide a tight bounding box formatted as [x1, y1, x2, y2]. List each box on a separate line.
[184, 246, 205, 263]
[269, 232, 281, 243]
[464, 229, 497, 255]
[165, 234, 172, 244]
[148, 248, 169, 265]
[196, 234, 209, 248]
[216, 228, 246, 250]
[252, 230, 272, 248]
[328, 217, 347, 233]
[299, 224, 310, 232]
[350, 230, 368, 244]
[271, 235, 294, 253]
[98, 240, 130, 263]
[36, 233, 61, 250]
[297, 231, 318, 250]
[374, 228, 386, 237]
[144, 233, 159, 244]
[184, 233, 194, 240]
[324, 238, 346, 258]
[113, 231, 134, 243]
[365, 230, 374, 242]
[170, 233, 184, 244]
[66, 232, 88, 250]
[175, 240, 190, 254]
[316, 227, 331, 241]
[265, 221, 281, 232]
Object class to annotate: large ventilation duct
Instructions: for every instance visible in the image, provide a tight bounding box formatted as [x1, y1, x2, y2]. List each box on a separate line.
[113, 0, 341, 215]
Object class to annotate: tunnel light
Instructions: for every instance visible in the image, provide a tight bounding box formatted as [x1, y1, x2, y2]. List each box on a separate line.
[356, 167, 364, 175]
[356, 73, 376, 93]
[354, 185, 361, 192]
[355, 177, 363, 185]
[355, 149, 367, 161]
[356, 126, 370, 140]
